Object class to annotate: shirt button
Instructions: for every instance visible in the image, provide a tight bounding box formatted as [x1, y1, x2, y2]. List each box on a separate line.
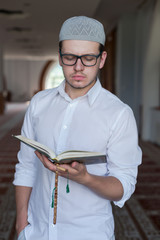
[63, 125, 67, 129]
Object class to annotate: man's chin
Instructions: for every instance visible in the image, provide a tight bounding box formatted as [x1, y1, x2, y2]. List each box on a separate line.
[67, 81, 86, 89]
[66, 79, 96, 90]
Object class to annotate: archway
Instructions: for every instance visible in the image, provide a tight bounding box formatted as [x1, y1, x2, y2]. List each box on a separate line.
[45, 62, 64, 89]
[39, 60, 64, 92]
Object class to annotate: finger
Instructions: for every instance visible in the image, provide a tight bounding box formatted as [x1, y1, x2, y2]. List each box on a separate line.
[71, 161, 83, 170]
[58, 163, 83, 177]
[59, 163, 77, 173]
[35, 150, 42, 160]
[41, 155, 57, 171]
[35, 151, 56, 171]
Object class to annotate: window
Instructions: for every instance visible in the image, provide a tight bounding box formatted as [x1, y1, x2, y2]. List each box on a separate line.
[45, 63, 64, 89]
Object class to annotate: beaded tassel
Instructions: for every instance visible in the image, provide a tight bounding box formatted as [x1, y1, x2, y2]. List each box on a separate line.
[51, 166, 70, 224]
[53, 166, 59, 224]
[66, 171, 70, 193]
[51, 187, 56, 208]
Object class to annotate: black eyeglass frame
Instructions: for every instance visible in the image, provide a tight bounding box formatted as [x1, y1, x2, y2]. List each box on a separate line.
[59, 51, 102, 67]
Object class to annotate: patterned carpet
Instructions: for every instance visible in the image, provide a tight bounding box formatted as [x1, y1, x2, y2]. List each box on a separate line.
[113, 141, 160, 240]
[0, 103, 27, 240]
[0, 103, 160, 240]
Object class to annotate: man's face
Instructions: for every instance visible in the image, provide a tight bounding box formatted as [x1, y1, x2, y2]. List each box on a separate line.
[59, 40, 107, 97]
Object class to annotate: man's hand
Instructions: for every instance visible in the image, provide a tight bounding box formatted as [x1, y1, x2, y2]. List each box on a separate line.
[35, 151, 89, 184]
[35, 151, 123, 201]
[16, 209, 29, 236]
[15, 186, 31, 236]
[57, 161, 89, 185]
[35, 151, 57, 172]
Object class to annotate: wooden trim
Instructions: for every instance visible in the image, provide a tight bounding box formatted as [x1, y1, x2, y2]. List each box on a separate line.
[100, 29, 116, 94]
[39, 60, 54, 91]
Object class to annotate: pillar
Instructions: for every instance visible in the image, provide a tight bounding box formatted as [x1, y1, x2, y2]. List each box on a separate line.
[0, 45, 5, 114]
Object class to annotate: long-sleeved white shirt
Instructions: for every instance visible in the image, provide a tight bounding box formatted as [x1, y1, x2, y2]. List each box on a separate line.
[13, 79, 142, 240]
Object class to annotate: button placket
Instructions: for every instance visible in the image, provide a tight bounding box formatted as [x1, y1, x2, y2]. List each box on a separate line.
[49, 101, 78, 228]
[56, 101, 78, 156]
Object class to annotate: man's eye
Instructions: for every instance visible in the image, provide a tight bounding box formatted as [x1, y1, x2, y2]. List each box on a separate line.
[64, 55, 75, 61]
[84, 56, 95, 61]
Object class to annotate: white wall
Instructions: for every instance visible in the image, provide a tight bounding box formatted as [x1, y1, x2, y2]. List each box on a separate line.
[141, 0, 160, 141]
[150, 109, 160, 145]
[115, 0, 158, 140]
[4, 60, 47, 102]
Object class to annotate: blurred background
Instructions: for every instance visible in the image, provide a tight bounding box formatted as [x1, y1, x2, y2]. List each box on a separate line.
[0, 0, 160, 239]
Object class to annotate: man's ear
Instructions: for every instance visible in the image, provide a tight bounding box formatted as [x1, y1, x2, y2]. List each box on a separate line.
[99, 51, 107, 69]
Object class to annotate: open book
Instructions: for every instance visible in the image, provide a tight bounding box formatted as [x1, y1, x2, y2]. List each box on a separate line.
[13, 135, 106, 165]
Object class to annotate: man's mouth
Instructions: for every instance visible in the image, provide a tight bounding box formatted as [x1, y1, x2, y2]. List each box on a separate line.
[72, 75, 85, 81]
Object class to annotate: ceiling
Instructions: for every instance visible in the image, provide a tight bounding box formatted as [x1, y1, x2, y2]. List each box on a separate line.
[0, 0, 145, 60]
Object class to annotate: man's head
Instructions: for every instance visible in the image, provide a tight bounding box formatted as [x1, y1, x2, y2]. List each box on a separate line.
[59, 16, 106, 46]
[58, 16, 107, 98]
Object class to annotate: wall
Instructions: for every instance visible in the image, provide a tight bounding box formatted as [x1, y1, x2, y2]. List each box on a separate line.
[115, 0, 157, 138]
[150, 108, 160, 145]
[141, 0, 160, 142]
[4, 59, 47, 102]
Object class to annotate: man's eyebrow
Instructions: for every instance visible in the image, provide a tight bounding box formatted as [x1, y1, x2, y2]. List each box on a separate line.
[61, 52, 98, 55]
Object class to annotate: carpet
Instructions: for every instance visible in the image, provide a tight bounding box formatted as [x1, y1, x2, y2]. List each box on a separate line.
[0, 105, 160, 240]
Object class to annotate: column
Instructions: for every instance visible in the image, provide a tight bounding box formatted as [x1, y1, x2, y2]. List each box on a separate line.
[0, 44, 5, 114]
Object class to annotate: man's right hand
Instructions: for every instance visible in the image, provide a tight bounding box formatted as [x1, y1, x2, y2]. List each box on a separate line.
[15, 186, 32, 236]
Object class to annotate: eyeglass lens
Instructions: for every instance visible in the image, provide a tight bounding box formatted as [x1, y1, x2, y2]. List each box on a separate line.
[61, 54, 100, 66]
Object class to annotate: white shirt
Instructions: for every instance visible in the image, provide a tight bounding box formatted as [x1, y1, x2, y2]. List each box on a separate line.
[13, 79, 142, 240]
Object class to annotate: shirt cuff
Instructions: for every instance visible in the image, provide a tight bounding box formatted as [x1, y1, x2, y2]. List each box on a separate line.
[111, 174, 136, 208]
[13, 167, 36, 187]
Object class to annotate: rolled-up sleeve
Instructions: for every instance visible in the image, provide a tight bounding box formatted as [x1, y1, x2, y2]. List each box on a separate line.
[107, 106, 142, 207]
[13, 97, 37, 187]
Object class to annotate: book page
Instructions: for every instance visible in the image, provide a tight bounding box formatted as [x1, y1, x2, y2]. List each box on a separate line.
[57, 150, 104, 160]
[13, 135, 106, 165]
[13, 135, 56, 159]
[57, 155, 106, 165]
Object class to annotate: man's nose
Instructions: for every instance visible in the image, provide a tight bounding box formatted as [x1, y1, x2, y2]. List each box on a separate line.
[74, 58, 84, 71]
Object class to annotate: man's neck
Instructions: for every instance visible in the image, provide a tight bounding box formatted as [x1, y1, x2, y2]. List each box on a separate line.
[65, 80, 96, 100]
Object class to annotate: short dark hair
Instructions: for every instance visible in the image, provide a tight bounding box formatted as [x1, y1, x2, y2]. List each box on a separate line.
[99, 44, 105, 53]
[59, 41, 62, 52]
[59, 41, 105, 53]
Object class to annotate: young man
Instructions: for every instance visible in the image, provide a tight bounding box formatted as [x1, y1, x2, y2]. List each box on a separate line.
[13, 16, 142, 240]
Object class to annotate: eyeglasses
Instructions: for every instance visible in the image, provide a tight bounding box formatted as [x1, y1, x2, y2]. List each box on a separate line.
[59, 51, 102, 67]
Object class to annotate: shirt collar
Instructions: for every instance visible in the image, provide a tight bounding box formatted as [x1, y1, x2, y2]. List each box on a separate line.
[86, 78, 102, 106]
[57, 80, 72, 102]
[57, 78, 102, 106]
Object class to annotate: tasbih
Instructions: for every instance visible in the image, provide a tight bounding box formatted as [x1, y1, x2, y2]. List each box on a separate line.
[51, 164, 70, 224]
[53, 165, 58, 224]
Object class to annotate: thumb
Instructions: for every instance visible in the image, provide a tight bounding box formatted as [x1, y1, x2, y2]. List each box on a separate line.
[71, 161, 81, 170]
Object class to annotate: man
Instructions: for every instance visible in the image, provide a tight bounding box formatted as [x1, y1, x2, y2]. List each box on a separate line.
[13, 16, 142, 240]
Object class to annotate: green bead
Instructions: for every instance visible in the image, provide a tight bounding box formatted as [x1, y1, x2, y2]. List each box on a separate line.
[51, 187, 56, 208]
[66, 184, 70, 193]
